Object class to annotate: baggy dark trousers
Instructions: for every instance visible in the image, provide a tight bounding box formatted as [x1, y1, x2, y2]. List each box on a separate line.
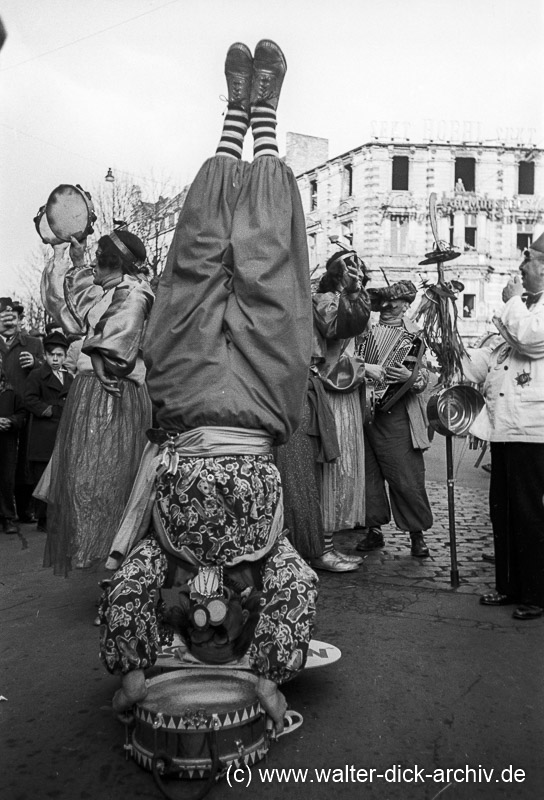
[144, 155, 312, 445]
[490, 441, 544, 607]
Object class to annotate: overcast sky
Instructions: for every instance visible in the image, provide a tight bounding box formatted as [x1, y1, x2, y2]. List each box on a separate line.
[1, 0, 543, 296]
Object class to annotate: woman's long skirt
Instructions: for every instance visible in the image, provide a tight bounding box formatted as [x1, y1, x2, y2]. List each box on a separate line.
[39, 373, 151, 576]
[320, 390, 365, 533]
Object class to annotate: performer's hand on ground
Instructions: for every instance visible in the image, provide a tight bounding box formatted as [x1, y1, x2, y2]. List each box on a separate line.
[112, 669, 148, 720]
[69, 236, 87, 267]
[502, 275, 523, 303]
[90, 351, 121, 397]
[385, 363, 411, 382]
[365, 363, 386, 382]
[256, 677, 288, 735]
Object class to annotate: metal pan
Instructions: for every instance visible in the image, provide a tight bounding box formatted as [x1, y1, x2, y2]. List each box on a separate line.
[427, 384, 484, 437]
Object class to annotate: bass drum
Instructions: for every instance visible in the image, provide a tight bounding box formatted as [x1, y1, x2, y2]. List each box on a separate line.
[44, 184, 96, 242]
[427, 384, 484, 437]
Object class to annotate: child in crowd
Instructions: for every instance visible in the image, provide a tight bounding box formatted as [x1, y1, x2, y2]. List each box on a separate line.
[24, 331, 74, 531]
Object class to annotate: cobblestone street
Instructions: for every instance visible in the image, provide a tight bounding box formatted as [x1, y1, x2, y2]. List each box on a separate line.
[336, 480, 495, 595]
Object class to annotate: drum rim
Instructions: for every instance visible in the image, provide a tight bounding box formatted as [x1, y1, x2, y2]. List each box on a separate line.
[135, 669, 262, 729]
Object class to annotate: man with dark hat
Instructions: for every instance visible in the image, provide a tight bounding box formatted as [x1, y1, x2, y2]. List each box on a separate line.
[464, 233, 544, 620]
[356, 280, 433, 558]
[0, 297, 44, 523]
[24, 331, 74, 532]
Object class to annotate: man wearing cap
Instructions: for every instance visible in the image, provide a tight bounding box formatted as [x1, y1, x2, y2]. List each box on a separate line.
[356, 280, 433, 558]
[0, 297, 44, 523]
[463, 234, 544, 621]
[24, 331, 74, 532]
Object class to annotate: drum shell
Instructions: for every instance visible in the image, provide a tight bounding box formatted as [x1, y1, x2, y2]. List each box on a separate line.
[427, 384, 484, 437]
[131, 670, 269, 778]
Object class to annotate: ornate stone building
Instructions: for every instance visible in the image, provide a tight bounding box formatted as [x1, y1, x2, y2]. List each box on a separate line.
[288, 135, 544, 342]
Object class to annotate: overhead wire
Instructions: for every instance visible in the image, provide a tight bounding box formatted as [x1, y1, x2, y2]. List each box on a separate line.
[0, 121, 179, 192]
[0, 0, 183, 72]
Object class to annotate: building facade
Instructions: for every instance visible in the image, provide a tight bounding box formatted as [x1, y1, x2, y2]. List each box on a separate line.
[290, 136, 544, 342]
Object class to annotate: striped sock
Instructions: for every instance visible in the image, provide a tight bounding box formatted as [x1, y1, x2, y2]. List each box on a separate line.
[323, 532, 334, 554]
[250, 104, 279, 157]
[216, 106, 249, 159]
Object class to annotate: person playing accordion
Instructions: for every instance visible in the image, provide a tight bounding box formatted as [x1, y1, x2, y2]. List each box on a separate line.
[356, 280, 433, 558]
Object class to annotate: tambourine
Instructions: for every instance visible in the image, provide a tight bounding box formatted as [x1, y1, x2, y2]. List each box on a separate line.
[36, 184, 96, 244]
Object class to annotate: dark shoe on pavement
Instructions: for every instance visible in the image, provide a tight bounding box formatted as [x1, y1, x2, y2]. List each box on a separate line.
[512, 605, 543, 620]
[18, 514, 36, 524]
[410, 531, 430, 558]
[250, 39, 287, 110]
[356, 527, 385, 551]
[224, 42, 253, 112]
[3, 520, 19, 534]
[479, 592, 515, 606]
[311, 551, 359, 573]
[331, 548, 363, 565]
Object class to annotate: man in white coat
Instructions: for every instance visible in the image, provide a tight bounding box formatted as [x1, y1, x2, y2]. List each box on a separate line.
[463, 233, 544, 620]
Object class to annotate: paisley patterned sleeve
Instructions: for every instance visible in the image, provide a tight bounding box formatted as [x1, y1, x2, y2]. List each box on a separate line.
[82, 280, 154, 378]
[247, 537, 318, 684]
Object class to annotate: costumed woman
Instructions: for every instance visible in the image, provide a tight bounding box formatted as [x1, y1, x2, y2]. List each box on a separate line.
[310, 252, 379, 572]
[38, 230, 154, 576]
[356, 281, 433, 558]
[99, 40, 318, 732]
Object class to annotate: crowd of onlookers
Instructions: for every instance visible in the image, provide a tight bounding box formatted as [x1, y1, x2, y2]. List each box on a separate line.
[0, 298, 74, 534]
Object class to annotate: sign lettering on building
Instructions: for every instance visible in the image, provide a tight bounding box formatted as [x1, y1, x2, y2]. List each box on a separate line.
[369, 119, 538, 147]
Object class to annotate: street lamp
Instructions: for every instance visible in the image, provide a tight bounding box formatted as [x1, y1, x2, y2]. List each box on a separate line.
[104, 167, 115, 228]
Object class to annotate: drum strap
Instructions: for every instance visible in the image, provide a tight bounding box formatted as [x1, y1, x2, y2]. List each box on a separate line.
[152, 730, 221, 800]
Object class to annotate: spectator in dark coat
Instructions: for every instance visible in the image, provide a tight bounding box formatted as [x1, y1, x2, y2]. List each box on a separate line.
[24, 332, 73, 531]
[0, 355, 27, 534]
[0, 298, 44, 522]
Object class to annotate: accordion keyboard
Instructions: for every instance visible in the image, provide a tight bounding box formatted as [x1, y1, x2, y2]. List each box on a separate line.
[357, 324, 415, 400]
